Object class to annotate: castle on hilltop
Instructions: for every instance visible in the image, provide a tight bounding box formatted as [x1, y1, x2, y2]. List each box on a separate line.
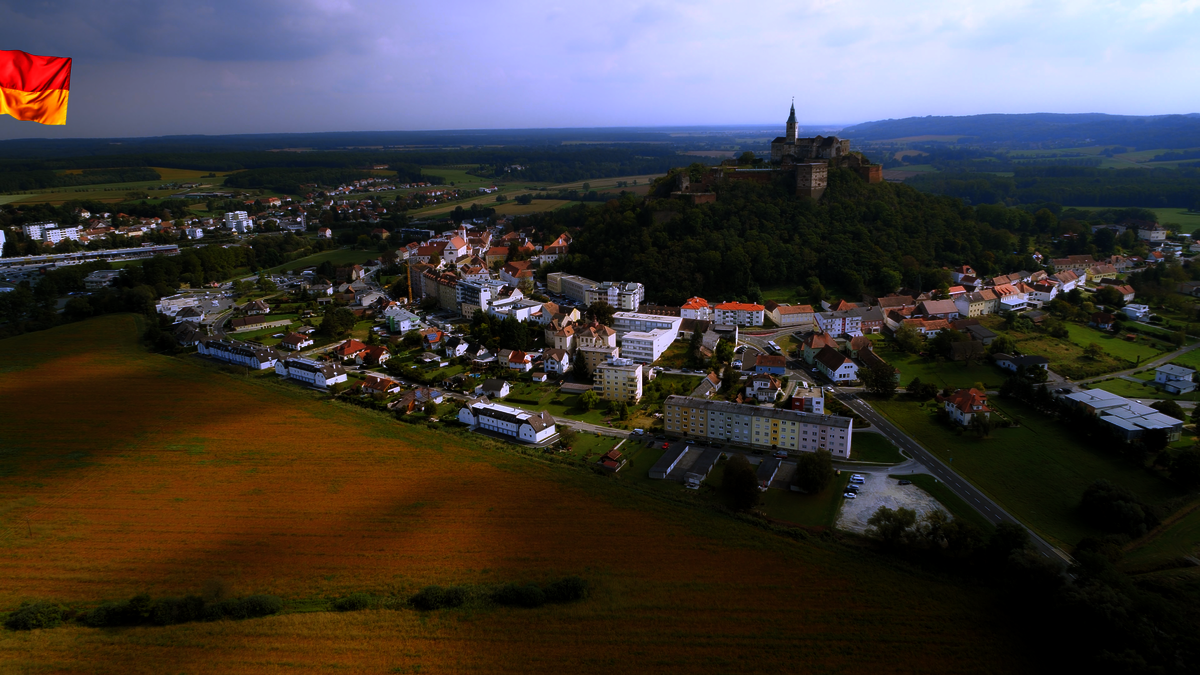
[670, 101, 880, 203]
[770, 100, 851, 163]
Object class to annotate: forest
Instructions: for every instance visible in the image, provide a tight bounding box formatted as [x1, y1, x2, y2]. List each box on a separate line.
[528, 168, 1042, 305]
[908, 166, 1200, 209]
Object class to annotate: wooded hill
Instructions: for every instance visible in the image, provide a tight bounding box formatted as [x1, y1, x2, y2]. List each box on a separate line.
[535, 168, 1042, 305]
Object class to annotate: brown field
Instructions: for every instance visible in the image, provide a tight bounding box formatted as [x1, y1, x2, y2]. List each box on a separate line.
[0, 315, 1032, 673]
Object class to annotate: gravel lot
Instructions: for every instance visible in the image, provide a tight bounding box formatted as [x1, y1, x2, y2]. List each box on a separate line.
[835, 472, 945, 534]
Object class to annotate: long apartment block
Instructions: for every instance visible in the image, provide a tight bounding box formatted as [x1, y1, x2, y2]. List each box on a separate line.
[662, 395, 853, 458]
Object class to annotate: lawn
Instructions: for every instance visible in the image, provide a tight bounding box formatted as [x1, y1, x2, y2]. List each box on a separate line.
[871, 397, 1180, 547]
[492, 199, 573, 215]
[502, 381, 610, 426]
[0, 315, 1042, 673]
[1168, 349, 1200, 370]
[1121, 499, 1200, 570]
[874, 345, 1003, 389]
[850, 432, 906, 463]
[758, 472, 851, 527]
[264, 248, 382, 274]
[1066, 206, 1200, 234]
[1062, 323, 1162, 364]
[890, 474, 995, 534]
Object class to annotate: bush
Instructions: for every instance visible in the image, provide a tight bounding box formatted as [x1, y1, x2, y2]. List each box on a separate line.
[5, 601, 64, 630]
[409, 585, 466, 611]
[332, 593, 372, 612]
[150, 596, 205, 625]
[544, 577, 589, 604]
[492, 583, 545, 608]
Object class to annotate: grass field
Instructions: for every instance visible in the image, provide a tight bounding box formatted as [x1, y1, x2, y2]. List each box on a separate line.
[1062, 323, 1162, 363]
[263, 248, 381, 274]
[1122, 499, 1200, 569]
[874, 345, 1003, 389]
[1065, 206, 1200, 233]
[0, 315, 1042, 672]
[871, 397, 1179, 548]
[492, 199, 574, 215]
[850, 432, 905, 463]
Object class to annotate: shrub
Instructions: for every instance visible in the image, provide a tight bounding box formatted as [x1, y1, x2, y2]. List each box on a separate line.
[332, 593, 372, 612]
[5, 601, 64, 630]
[150, 596, 205, 625]
[544, 577, 589, 604]
[492, 583, 545, 608]
[203, 594, 283, 621]
[410, 585, 454, 611]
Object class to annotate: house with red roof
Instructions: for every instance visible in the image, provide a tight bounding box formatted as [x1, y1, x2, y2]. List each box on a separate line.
[680, 297, 712, 321]
[942, 388, 991, 426]
[357, 345, 391, 366]
[713, 301, 764, 327]
[333, 339, 368, 359]
[507, 349, 533, 372]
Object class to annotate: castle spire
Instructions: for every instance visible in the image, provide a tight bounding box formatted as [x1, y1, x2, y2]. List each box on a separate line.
[786, 98, 798, 142]
[787, 98, 796, 125]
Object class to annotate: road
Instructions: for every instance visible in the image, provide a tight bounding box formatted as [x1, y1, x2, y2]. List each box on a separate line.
[836, 391, 1071, 564]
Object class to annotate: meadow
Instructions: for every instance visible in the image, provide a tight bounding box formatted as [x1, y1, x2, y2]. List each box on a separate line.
[0, 315, 1038, 672]
[872, 397, 1180, 548]
[263, 247, 383, 274]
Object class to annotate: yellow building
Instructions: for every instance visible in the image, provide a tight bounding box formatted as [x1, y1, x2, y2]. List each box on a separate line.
[595, 358, 643, 403]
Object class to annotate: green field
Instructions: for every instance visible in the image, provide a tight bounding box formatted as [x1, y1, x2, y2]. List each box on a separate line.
[264, 248, 382, 274]
[874, 345, 1004, 389]
[757, 472, 851, 526]
[850, 432, 906, 463]
[1062, 323, 1162, 363]
[1065, 206, 1200, 233]
[1122, 501, 1200, 569]
[872, 397, 1179, 547]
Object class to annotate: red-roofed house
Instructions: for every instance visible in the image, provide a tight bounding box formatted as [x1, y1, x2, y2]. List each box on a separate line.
[942, 388, 990, 426]
[507, 349, 532, 372]
[357, 345, 391, 366]
[765, 302, 815, 328]
[681, 297, 711, 321]
[334, 339, 368, 359]
[485, 246, 509, 268]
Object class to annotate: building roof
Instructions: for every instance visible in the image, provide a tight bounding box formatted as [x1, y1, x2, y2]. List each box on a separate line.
[334, 339, 367, 356]
[815, 345, 851, 371]
[714, 301, 764, 311]
[681, 297, 709, 310]
[944, 388, 990, 414]
[1156, 364, 1195, 377]
[755, 354, 787, 369]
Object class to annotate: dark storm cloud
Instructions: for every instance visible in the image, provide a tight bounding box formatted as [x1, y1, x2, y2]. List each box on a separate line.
[0, 0, 365, 61]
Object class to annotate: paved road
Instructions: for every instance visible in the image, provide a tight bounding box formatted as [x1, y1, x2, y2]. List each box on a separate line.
[836, 391, 1071, 564]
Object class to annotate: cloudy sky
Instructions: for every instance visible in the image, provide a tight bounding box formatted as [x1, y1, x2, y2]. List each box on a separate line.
[1, 0, 1198, 139]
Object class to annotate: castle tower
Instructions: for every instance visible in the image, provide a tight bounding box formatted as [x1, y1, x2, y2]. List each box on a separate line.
[786, 99, 798, 142]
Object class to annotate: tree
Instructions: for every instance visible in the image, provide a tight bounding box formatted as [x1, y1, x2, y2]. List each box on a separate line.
[866, 506, 917, 548]
[790, 450, 833, 493]
[1150, 399, 1185, 421]
[1083, 342, 1104, 360]
[557, 426, 578, 449]
[586, 301, 615, 326]
[579, 390, 599, 410]
[860, 363, 897, 399]
[721, 454, 759, 511]
[1169, 448, 1200, 489]
[319, 307, 357, 337]
[969, 413, 996, 438]
[713, 338, 734, 365]
[422, 400, 438, 416]
[1093, 285, 1125, 308]
[987, 334, 1017, 355]
[894, 323, 923, 353]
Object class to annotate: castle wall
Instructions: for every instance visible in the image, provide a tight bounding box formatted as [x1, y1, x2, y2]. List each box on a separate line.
[795, 163, 828, 200]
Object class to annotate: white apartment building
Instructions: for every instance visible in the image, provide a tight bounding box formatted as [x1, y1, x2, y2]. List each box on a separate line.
[619, 328, 675, 363]
[275, 357, 348, 389]
[713, 302, 765, 327]
[225, 211, 254, 233]
[43, 226, 81, 244]
[456, 278, 512, 313]
[612, 311, 683, 336]
[595, 357, 643, 403]
[816, 309, 863, 336]
[458, 399, 558, 443]
[680, 297, 712, 321]
[197, 338, 278, 370]
[663, 396, 853, 458]
[584, 281, 645, 310]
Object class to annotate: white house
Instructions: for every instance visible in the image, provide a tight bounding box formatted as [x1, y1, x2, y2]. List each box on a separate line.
[680, 297, 712, 321]
[476, 378, 511, 398]
[943, 388, 990, 426]
[1122, 304, 1151, 321]
[458, 399, 558, 444]
[197, 338, 278, 370]
[993, 353, 1050, 373]
[543, 348, 571, 374]
[444, 336, 469, 358]
[1155, 364, 1196, 394]
[815, 346, 858, 382]
[619, 328, 675, 364]
[275, 357, 348, 389]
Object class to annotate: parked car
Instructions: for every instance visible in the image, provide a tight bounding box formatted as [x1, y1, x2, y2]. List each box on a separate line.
[897, 479, 912, 486]
[845, 485, 859, 493]
[843, 492, 857, 499]
[662, 442, 670, 450]
[773, 450, 788, 459]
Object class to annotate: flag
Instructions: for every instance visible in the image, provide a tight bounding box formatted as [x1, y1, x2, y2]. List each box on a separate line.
[0, 49, 72, 125]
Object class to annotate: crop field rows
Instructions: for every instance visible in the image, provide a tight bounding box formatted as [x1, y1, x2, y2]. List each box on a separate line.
[0, 316, 1033, 673]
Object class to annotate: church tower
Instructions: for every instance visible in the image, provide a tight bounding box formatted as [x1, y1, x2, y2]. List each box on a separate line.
[786, 99, 798, 142]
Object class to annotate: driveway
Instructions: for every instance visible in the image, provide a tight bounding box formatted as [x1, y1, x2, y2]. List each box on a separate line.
[835, 471, 945, 534]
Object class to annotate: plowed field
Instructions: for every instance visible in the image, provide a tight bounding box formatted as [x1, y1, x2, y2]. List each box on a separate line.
[0, 315, 1030, 673]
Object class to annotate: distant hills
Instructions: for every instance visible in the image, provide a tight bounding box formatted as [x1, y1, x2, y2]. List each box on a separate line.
[839, 113, 1200, 149]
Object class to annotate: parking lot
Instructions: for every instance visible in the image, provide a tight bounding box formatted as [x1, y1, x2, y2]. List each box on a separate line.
[834, 471, 945, 534]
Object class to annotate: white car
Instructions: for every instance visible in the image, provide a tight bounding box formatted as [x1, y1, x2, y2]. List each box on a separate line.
[842, 492, 857, 499]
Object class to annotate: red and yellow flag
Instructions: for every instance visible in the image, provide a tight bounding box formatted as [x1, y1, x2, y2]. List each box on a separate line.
[0, 50, 72, 125]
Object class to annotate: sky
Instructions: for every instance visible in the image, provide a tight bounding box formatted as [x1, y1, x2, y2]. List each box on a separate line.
[0, 0, 1198, 139]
